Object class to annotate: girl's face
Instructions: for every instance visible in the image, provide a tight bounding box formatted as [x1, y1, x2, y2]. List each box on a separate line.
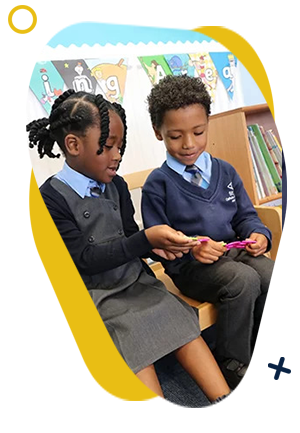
[71, 110, 124, 183]
[154, 104, 208, 166]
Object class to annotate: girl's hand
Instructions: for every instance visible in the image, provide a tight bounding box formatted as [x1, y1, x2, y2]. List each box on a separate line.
[192, 237, 227, 264]
[145, 225, 198, 253]
[245, 233, 268, 257]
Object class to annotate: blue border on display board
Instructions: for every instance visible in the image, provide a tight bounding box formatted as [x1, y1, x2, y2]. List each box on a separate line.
[47, 22, 213, 47]
[8, 5, 291, 408]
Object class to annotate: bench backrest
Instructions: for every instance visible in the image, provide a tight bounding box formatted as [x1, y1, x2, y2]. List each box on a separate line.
[123, 168, 154, 191]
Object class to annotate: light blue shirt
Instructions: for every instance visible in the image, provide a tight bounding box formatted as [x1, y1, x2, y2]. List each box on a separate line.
[166, 151, 212, 188]
[55, 162, 106, 198]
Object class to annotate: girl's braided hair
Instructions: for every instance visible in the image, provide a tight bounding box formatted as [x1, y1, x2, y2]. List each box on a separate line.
[26, 90, 127, 159]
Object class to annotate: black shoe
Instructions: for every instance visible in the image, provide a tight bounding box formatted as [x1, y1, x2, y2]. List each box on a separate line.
[211, 391, 245, 409]
[220, 359, 280, 400]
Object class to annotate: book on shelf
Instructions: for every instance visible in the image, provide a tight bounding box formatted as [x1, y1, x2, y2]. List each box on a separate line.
[247, 127, 278, 197]
[249, 143, 265, 200]
[265, 129, 282, 166]
[248, 124, 282, 194]
[259, 126, 282, 178]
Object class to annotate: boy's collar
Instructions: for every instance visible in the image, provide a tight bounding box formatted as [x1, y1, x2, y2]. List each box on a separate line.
[166, 151, 210, 174]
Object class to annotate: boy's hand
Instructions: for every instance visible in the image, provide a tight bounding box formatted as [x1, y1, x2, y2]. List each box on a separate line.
[145, 225, 198, 253]
[245, 233, 268, 257]
[192, 237, 227, 264]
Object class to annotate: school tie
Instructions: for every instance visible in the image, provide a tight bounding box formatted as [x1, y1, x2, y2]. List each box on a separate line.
[185, 164, 203, 187]
[89, 185, 102, 197]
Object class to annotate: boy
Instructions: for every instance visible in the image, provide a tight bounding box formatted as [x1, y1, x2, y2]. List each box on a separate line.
[142, 75, 274, 389]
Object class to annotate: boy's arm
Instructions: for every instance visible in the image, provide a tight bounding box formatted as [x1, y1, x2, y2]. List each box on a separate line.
[142, 191, 177, 265]
[231, 170, 272, 249]
[141, 182, 182, 266]
[142, 189, 172, 228]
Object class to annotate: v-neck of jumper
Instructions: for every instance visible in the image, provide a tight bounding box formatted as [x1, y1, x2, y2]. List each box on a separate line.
[161, 157, 220, 201]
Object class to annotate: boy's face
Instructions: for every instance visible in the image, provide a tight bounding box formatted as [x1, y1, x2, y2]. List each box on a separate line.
[154, 104, 208, 166]
[67, 110, 124, 183]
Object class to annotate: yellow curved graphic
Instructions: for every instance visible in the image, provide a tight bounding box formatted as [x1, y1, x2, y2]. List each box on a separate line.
[30, 173, 156, 400]
[194, 26, 274, 115]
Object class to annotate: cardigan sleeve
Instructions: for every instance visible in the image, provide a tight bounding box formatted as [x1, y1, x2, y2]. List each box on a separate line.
[40, 178, 153, 275]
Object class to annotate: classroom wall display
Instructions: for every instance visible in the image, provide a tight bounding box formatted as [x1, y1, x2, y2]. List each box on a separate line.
[52, 59, 98, 95]
[138, 55, 172, 85]
[86, 58, 128, 104]
[164, 53, 196, 77]
[30, 57, 128, 114]
[30, 50, 237, 118]
[138, 52, 234, 103]
[27, 25, 248, 185]
[189, 53, 218, 102]
[210, 52, 237, 99]
[29, 61, 65, 115]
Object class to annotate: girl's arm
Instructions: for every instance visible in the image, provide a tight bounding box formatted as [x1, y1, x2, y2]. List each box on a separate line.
[113, 175, 140, 238]
[41, 179, 196, 276]
[41, 182, 152, 276]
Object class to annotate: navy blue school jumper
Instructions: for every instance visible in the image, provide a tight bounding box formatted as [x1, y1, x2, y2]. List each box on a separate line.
[141, 157, 274, 365]
[40, 174, 200, 374]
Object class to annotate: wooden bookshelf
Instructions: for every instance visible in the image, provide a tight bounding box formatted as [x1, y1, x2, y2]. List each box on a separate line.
[259, 193, 282, 205]
[206, 104, 282, 205]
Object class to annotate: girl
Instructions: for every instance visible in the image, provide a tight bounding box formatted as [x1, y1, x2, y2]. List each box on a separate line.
[27, 89, 230, 403]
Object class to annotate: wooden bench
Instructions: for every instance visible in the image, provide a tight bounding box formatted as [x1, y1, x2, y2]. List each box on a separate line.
[26, 170, 281, 408]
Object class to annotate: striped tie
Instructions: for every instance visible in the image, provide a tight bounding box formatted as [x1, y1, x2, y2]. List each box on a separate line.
[90, 186, 102, 197]
[185, 164, 203, 187]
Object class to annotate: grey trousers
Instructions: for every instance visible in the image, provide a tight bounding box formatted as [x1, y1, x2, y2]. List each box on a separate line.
[171, 249, 274, 365]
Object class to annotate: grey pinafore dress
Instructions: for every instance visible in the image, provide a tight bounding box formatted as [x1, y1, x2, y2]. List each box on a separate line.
[51, 178, 201, 374]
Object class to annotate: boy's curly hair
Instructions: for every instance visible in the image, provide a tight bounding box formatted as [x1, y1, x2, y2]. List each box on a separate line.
[147, 75, 211, 129]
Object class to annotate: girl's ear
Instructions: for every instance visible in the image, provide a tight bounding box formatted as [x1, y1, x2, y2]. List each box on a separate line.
[64, 134, 81, 156]
[153, 127, 163, 141]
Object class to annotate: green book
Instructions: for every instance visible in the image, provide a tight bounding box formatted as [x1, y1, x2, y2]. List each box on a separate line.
[248, 124, 282, 193]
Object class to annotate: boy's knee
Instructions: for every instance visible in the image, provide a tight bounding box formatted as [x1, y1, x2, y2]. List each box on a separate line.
[221, 265, 261, 299]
